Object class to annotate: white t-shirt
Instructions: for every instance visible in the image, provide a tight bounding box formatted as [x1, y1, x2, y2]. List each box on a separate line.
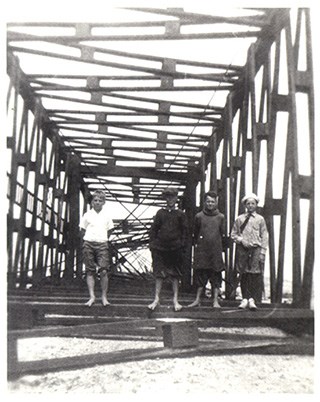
[79, 207, 114, 242]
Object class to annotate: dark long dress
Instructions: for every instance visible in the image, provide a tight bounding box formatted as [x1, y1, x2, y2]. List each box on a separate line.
[193, 209, 225, 272]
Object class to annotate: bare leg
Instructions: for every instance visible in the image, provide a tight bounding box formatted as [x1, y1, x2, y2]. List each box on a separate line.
[172, 278, 182, 311]
[85, 274, 96, 306]
[148, 278, 163, 310]
[212, 287, 221, 308]
[100, 270, 110, 306]
[188, 287, 203, 307]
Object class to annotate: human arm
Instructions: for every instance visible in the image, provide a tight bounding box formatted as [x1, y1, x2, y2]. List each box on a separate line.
[230, 218, 243, 244]
[259, 217, 269, 261]
[107, 215, 115, 238]
[193, 214, 201, 245]
[149, 212, 161, 249]
[180, 212, 189, 251]
[79, 212, 88, 239]
[220, 214, 228, 250]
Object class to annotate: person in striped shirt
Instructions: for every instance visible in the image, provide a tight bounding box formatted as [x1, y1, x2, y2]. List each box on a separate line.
[231, 193, 268, 310]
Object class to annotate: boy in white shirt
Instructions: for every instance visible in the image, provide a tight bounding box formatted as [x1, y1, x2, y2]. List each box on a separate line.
[80, 190, 114, 306]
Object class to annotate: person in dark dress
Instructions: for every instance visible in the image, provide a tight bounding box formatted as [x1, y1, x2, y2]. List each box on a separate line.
[148, 187, 188, 312]
[188, 191, 225, 308]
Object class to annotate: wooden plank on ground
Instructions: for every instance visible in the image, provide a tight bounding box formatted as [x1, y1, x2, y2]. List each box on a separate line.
[8, 318, 161, 339]
[8, 337, 313, 379]
[8, 300, 314, 318]
[8, 294, 296, 308]
[8, 300, 314, 333]
[33, 318, 294, 342]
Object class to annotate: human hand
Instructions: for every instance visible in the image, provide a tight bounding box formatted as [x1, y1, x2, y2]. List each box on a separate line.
[237, 236, 243, 244]
[241, 239, 250, 248]
[259, 254, 266, 263]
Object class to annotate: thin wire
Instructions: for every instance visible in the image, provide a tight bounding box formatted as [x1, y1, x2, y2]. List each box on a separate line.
[57, 34, 245, 274]
[29, 28, 247, 276]
[129, 57, 243, 245]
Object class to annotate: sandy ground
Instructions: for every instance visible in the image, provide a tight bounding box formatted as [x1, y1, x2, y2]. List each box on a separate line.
[7, 326, 314, 395]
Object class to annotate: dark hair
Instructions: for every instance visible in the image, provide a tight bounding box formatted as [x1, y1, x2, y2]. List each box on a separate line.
[204, 191, 217, 200]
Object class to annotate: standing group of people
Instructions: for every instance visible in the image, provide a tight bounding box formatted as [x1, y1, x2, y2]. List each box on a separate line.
[79, 188, 268, 311]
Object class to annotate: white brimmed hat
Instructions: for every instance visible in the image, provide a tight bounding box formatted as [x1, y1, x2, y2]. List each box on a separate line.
[241, 193, 259, 204]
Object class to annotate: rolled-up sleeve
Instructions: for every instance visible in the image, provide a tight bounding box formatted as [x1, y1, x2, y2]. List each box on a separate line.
[259, 218, 269, 254]
[230, 219, 242, 243]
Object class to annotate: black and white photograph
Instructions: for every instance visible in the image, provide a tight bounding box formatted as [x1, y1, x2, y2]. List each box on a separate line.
[2, 0, 317, 397]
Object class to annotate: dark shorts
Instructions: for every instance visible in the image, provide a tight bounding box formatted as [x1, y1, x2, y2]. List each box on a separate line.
[193, 269, 222, 289]
[151, 248, 183, 280]
[235, 244, 262, 274]
[83, 241, 110, 274]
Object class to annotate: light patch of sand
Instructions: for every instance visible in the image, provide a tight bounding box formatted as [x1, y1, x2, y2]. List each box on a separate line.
[8, 335, 314, 394]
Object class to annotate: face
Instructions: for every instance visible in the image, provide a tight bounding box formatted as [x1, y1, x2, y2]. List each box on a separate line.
[165, 194, 177, 208]
[204, 195, 217, 210]
[245, 198, 257, 213]
[91, 196, 105, 211]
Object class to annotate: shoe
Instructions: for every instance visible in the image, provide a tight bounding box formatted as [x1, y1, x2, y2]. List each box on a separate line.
[238, 298, 248, 309]
[248, 298, 257, 310]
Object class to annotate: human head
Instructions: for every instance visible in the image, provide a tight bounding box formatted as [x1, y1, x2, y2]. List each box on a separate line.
[242, 193, 259, 213]
[162, 187, 178, 209]
[203, 191, 218, 211]
[91, 190, 106, 211]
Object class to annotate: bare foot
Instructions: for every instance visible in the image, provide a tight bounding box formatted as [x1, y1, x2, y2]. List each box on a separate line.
[213, 302, 221, 308]
[187, 300, 201, 308]
[85, 297, 95, 307]
[102, 297, 111, 306]
[173, 303, 183, 312]
[147, 300, 160, 311]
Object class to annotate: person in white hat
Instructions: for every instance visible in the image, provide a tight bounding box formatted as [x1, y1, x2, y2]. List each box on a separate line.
[230, 193, 269, 310]
[148, 187, 188, 312]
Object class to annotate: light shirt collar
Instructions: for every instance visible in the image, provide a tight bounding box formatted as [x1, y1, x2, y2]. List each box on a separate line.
[246, 211, 256, 217]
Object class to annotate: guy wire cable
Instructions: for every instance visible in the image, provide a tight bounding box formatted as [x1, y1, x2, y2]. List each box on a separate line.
[30, 24, 249, 275]
[115, 27, 248, 227]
